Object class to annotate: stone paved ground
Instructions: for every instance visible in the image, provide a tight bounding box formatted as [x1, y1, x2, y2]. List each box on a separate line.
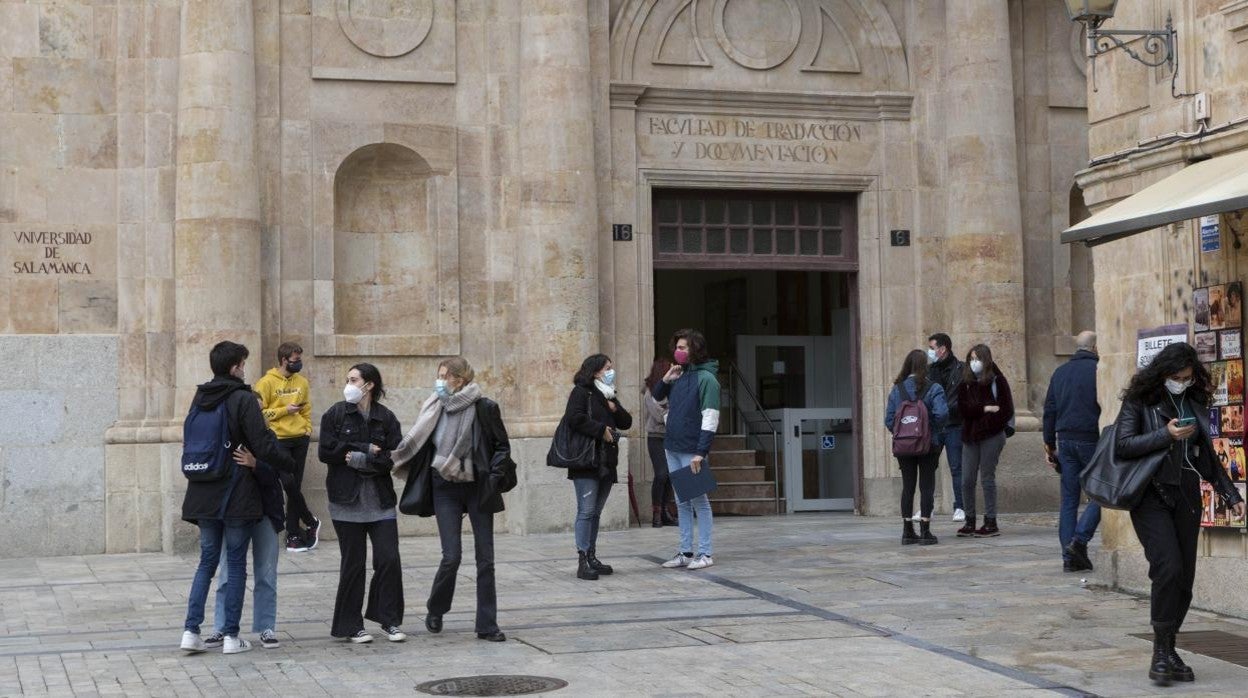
[3, 513, 1248, 697]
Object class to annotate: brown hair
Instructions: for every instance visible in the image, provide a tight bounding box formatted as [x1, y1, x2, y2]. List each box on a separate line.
[893, 349, 930, 392]
[962, 344, 998, 385]
[439, 356, 475, 386]
[644, 356, 672, 393]
[276, 341, 303, 364]
[669, 328, 709, 365]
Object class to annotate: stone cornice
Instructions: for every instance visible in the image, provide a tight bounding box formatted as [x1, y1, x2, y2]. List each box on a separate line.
[609, 83, 913, 121]
[1075, 125, 1248, 209]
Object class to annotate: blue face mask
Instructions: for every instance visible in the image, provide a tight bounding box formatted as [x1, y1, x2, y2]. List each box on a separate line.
[602, 369, 616, 386]
[434, 379, 451, 398]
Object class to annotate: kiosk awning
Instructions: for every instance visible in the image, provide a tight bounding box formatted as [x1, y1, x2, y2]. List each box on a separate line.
[1061, 149, 1248, 247]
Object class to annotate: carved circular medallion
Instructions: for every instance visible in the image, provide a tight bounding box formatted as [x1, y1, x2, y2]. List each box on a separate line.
[713, 0, 802, 70]
[335, 0, 434, 59]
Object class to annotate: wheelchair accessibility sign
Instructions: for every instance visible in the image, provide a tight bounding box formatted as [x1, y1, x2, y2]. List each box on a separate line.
[820, 435, 836, 450]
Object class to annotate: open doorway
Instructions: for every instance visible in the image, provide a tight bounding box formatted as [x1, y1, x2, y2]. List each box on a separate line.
[651, 190, 861, 514]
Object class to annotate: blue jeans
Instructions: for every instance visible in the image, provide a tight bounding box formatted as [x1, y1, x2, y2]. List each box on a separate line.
[213, 520, 278, 634]
[184, 520, 253, 636]
[1059, 439, 1101, 559]
[942, 426, 964, 510]
[573, 475, 613, 553]
[666, 451, 713, 556]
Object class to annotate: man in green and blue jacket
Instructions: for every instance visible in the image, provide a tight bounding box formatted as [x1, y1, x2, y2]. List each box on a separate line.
[653, 328, 720, 570]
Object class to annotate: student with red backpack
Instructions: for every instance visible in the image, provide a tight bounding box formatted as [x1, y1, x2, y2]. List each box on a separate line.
[885, 349, 949, 545]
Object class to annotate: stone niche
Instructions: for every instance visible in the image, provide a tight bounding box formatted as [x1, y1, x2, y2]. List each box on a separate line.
[312, 125, 460, 357]
[334, 143, 435, 337]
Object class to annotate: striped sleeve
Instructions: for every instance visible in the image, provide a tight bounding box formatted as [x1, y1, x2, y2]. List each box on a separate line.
[695, 371, 721, 456]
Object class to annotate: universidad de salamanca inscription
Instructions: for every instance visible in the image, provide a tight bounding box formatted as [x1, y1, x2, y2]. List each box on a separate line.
[647, 116, 864, 164]
[10, 230, 96, 275]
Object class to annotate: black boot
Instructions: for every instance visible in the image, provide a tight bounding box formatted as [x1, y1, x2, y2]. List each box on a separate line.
[1149, 630, 1174, 685]
[1165, 631, 1194, 682]
[577, 551, 599, 580]
[901, 520, 918, 545]
[662, 504, 678, 526]
[587, 547, 613, 575]
[651, 506, 663, 528]
[919, 520, 938, 545]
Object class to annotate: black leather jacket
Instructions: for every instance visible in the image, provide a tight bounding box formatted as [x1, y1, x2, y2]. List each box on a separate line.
[318, 400, 403, 509]
[1114, 398, 1242, 505]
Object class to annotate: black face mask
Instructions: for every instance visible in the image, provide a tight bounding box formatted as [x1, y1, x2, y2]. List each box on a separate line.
[287, 360, 303, 374]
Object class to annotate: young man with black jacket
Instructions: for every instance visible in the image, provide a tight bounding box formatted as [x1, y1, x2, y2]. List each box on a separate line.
[180, 341, 295, 655]
[928, 333, 967, 522]
[1042, 331, 1102, 572]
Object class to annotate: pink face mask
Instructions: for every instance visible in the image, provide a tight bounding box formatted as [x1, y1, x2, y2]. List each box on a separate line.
[674, 349, 689, 365]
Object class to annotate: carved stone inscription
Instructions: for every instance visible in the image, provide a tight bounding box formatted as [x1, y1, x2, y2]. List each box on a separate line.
[7, 229, 107, 276]
[646, 115, 865, 166]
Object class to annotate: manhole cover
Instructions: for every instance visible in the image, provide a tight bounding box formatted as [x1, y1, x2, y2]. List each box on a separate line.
[416, 675, 568, 696]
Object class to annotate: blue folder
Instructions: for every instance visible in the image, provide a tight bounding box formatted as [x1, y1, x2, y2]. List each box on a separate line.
[670, 461, 718, 502]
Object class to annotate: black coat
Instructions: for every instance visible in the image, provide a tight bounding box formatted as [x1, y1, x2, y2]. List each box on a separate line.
[928, 355, 965, 426]
[399, 398, 514, 516]
[318, 400, 403, 509]
[1115, 398, 1242, 505]
[563, 383, 633, 482]
[181, 376, 296, 525]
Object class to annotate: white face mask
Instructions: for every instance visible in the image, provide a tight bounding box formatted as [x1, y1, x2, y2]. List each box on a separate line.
[970, 359, 984, 376]
[926, 348, 938, 364]
[344, 383, 366, 404]
[1165, 378, 1193, 396]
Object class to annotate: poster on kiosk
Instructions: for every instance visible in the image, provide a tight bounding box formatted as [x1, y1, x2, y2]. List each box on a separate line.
[1192, 280, 1247, 528]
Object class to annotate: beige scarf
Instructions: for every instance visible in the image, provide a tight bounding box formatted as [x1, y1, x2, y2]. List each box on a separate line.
[392, 383, 481, 482]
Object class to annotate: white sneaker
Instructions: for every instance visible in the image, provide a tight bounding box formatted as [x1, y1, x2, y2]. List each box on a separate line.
[381, 625, 406, 642]
[953, 508, 966, 522]
[180, 630, 205, 653]
[688, 554, 714, 570]
[348, 630, 373, 644]
[222, 636, 252, 654]
[661, 553, 691, 568]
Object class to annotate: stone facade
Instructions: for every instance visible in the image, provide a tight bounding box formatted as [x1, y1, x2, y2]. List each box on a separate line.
[0, 0, 1088, 558]
[1074, 2, 1248, 618]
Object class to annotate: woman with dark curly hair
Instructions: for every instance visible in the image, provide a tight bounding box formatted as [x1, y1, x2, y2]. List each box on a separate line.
[1115, 342, 1244, 685]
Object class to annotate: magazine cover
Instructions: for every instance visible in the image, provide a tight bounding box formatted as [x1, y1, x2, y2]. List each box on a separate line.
[1213, 493, 1231, 527]
[1227, 281, 1243, 329]
[1194, 287, 1212, 332]
[1210, 284, 1228, 329]
[1196, 331, 1218, 362]
[1220, 405, 1244, 437]
[1200, 481, 1216, 527]
[1230, 438, 1246, 482]
[1210, 360, 1230, 406]
[1220, 329, 1242, 360]
[1210, 408, 1222, 437]
[1214, 438, 1233, 480]
[1235, 484, 1248, 527]
[1228, 359, 1245, 403]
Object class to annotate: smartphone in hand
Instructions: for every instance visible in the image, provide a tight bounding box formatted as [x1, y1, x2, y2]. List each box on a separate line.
[1176, 416, 1197, 428]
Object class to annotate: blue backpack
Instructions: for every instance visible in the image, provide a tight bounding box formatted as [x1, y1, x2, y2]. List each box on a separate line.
[181, 402, 234, 482]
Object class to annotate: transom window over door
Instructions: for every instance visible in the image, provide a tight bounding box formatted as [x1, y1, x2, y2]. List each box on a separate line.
[653, 190, 857, 271]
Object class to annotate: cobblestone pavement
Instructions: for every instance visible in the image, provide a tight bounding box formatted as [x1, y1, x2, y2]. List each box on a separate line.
[3, 513, 1248, 697]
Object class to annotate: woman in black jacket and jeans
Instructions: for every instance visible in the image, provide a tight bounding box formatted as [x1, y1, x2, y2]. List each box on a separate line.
[1115, 343, 1244, 685]
[318, 363, 404, 644]
[390, 357, 514, 643]
[565, 354, 633, 580]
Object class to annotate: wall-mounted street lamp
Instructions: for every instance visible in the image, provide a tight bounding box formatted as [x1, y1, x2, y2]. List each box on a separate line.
[1063, 0, 1184, 96]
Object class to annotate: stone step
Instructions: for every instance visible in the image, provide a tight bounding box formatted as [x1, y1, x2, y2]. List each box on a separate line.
[706, 449, 755, 467]
[712, 482, 776, 500]
[710, 498, 784, 516]
[711, 435, 747, 451]
[713, 465, 769, 483]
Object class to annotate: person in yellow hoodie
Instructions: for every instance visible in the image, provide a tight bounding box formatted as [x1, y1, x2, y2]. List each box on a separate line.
[255, 342, 319, 552]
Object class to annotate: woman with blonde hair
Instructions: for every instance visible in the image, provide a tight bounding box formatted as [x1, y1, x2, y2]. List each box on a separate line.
[390, 357, 514, 642]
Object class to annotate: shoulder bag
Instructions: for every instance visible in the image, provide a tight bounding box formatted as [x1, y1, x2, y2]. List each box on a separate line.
[546, 391, 600, 471]
[1079, 414, 1167, 510]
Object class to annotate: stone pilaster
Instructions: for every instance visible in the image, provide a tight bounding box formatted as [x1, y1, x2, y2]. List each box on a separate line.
[173, 0, 262, 408]
[513, 0, 600, 433]
[944, 0, 1028, 403]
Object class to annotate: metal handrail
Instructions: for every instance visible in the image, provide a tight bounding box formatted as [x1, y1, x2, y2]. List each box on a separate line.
[721, 358, 783, 515]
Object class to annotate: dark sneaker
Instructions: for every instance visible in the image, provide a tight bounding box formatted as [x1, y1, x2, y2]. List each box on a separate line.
[286, 535, 308, 553]
[956, 520, 977, 538]
[974, 523, 1000, 538]
[259, 629, 280, 649]
[203, 632, 225, 649]
[305, 518, 321, 550]
[1063, 560, 1078, 573]
[348, 630, 373, 644]
[382, 625, 406, 642]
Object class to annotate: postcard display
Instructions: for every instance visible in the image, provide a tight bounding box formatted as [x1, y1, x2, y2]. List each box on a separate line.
[1193, 281, 1248, 528]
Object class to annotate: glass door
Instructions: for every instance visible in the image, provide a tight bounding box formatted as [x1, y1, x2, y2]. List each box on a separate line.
[770, 408, 854, 511]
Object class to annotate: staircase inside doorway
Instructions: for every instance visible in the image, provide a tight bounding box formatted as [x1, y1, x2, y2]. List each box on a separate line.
[709, 435, 782, 515]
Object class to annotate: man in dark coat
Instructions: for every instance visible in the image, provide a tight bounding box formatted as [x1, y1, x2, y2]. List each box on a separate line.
[180, 341, 294, 655]
[928, 333, 966, 523]
[1043, 331, 1102, 573]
